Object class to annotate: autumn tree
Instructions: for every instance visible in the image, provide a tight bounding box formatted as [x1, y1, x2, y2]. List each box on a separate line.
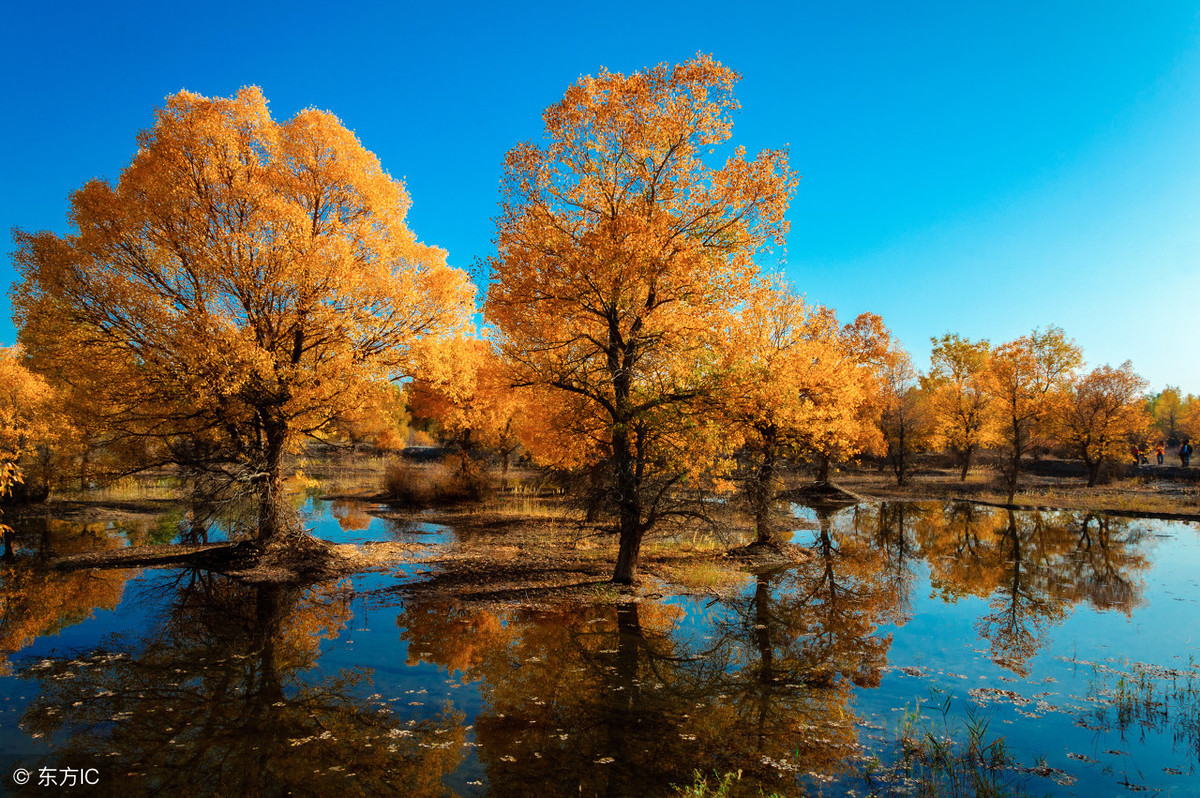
[407, 337, 529, 481]
[988, 326, 1082, 503]
[721, 281, 868, 545]
[876, 346, 935, 487]
[1181, 396, 1200, 447]
[1147, 386, 1200, 450]
[1147, 386, 1183, 445]
[0, 347, 65, 503]
[13, 87, 473, 543]
[1057, 362, 1149, 486]
[924, 333, 996, 480]
[777, 312, 891, 486]
[323, 382, 411, 452]
[485, 55, 796, 583]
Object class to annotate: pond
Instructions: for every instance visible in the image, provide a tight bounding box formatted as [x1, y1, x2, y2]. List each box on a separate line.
[0, 497, 1198, 795]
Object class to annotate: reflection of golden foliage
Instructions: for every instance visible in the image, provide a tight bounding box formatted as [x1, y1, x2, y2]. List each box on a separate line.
[855, 501, 1150, 677]
[401, 602, 511, 675]
[399, 595, 859, 795]
[43, 518, 128, 554]
[0, 565, 130, 676]
[19, 576, 465, 796]
[331, 500, 373, 533]
[276, 579, 355, 669]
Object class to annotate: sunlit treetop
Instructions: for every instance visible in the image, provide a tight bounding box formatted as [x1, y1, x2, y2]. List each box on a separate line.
[13, 87, 475, 537]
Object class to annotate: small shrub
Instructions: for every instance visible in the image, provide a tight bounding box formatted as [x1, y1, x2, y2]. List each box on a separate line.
[383, 458, 493, 507]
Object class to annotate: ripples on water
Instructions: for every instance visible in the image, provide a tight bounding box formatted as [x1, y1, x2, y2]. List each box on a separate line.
[1, 498, 1198, 795]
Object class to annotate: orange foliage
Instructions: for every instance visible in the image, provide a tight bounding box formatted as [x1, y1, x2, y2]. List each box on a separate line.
[407, 337, 530, 470]
[720, 280, 871, 539]
[989, 326, 1082, 501]
[0, 347, 61, 461]
[875, 344, 935, 486]
[13, 87, 473, 536]
[924, 333, 999, 479]
[1057, 362, 1149, 485]
[485, 54, 796, 581]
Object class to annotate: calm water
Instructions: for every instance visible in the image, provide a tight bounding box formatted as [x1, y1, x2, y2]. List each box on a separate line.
[1, 497, 1198, 796]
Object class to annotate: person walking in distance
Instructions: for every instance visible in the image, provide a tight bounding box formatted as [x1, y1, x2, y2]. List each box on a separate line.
[1182, 440, 1193, 468]
[1155, 442, 1165, 466]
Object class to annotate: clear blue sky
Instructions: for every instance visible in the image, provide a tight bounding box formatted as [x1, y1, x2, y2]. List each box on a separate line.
[3, 1, 1198, 393]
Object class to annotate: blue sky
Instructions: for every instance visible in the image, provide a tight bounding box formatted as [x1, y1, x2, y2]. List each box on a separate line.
[3, 1, 1198, 392]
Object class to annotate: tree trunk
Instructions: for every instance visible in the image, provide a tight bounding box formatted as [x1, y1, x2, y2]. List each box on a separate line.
[611, 424, 643, 584]
[458, 428, 474, 476]
[1003, 422, 1023, 505]
[816, 454, 831, 484]
[1004, 456, 1019, 504]
[1086, 458, 1101, 488]
[959, 446, 973, 481]
[585, 461, 606, 523]
[80, 446, 91, 491]
[257, 422, 288, 543]
[251, 584, 287, 708]
[892, 426, 907, 486]
[751, 440, 777, 546]
[612, 529, 643, 585]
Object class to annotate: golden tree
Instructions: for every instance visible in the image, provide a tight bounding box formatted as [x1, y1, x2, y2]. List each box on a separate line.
[796, 312, 892, 482]
[1181, 397, 1200, 450]
[13, 87, 474, 542]
[1057, 362, 1149, 486]
[924, 333, 997, 480]
[876, 345, 935, 487]
[1148, 386, 1200, 454]
[721, 281, 867, 544]
[407, 337, 530, 480]
[319, 381, 411, 452]
[485, 54, 796, 582]
[1147, 386, 1184, 444]
[989, 326, 1082, 503]
[0, 347, 67, 507]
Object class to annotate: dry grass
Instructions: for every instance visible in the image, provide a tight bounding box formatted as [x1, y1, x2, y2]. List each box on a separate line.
[647, 528, 736, 556]
[382, 459, 494, 507]
[475, 480, 581, 520]
[59, 475, 180, 504]
[299, 452, 392, 498]
[653, 558, 750, 594]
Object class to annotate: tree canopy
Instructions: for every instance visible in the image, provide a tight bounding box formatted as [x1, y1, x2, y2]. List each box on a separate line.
[485, 54, 796, 582]
[13, 87, 474, 539]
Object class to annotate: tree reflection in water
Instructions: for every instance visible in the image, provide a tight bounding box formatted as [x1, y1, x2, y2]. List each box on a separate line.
[847, 502, 1150, 677]
[397, 507, 903, 797]
[1, 518, 139, 676]
[17, 572, 465, 796]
